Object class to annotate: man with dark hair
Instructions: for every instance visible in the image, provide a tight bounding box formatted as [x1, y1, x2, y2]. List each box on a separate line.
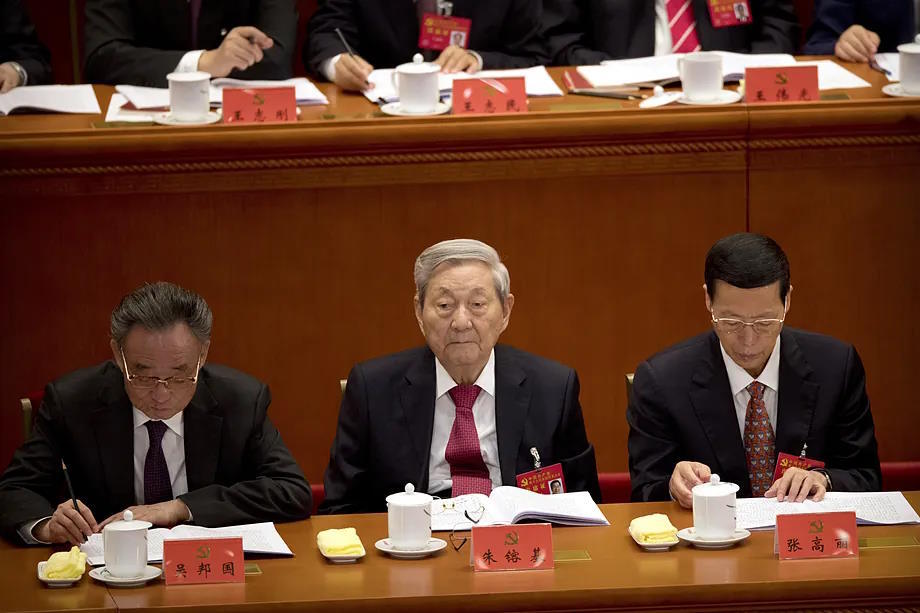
[1, 0, 52, 92]
[628, 233, 880, 508]
[0, 282, 311, 546]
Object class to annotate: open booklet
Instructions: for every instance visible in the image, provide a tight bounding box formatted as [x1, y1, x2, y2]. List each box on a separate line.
[0, 84, 101, 116]
[430, 486, 609, 532]
[736, 491, 920, 531]
[79, 521, 292, 566]
[115, 77, 328, 110]
[363, 65, 563, 104]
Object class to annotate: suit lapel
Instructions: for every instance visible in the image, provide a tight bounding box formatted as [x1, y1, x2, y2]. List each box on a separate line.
[183, 376, 222, 491]
[400, 349, 437, 492]
[495, 346, 530, 486]
[775, 330, 819, 456]
[93, 368, 136, 508]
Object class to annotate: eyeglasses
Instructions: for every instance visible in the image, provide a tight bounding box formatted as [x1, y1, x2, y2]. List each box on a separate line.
[429, 497, 485, 552]
[447, 507, 485, 552]
[710, 312, 785, 336]
[120, 348, 201, 390]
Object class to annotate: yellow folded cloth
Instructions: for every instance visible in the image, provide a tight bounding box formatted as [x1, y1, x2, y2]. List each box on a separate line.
[317, 527, 364, 556]
[629, 513, 678, 544]
[44, 546, 87, 579]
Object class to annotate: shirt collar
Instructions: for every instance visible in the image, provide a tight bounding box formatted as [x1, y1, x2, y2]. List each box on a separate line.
[719, 335, 781, 396]
[435, 348, 496, 398]
[132, 406, 185, 438]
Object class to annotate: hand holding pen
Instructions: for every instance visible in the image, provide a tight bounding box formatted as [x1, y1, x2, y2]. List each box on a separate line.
[198, 26, 274, 78]
[332, 27, 374, 92]
[32, 460, 99, 545]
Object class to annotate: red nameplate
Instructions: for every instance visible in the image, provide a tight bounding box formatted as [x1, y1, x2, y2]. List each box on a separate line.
[471, 523, 554, 571]
[222, 87, 297, 124]
[452, 77, 527, 115]
[745, 66, 819, 104]
[163, 537, 245, 584]
[707, 0, 752, 28]
[775, 512, 858, 560]
[418, 13, 471, 51]
[516, 463, 566, 495]
[772, 452, 825, 483]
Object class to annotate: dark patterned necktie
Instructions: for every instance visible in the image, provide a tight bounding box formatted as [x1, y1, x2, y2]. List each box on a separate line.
[144, 420, 173, 505]
[445, 385, 492, 497]
[189, 0, 203, 49]
[743, 381, 776, 497]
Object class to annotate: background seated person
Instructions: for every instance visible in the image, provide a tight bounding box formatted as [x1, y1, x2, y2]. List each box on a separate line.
[804, 0, 917, 63]
[1, 0, 52, 92]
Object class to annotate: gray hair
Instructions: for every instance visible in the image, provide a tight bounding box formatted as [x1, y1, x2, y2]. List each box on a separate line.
[110, 282, 212, 347]
[414, 239, 510, 305]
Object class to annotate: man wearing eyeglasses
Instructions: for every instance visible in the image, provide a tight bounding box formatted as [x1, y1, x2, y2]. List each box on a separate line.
[627, 233, 880, 509]
[0, 282, 311, 545]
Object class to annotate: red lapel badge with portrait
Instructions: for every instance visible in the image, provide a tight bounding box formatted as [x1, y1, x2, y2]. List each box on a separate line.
[708, 0, 752, 28]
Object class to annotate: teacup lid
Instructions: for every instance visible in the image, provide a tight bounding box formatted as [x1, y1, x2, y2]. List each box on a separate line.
[395, 53, 440, 75]
[104, 509, 153, 531]
[691, 474, 739, 497]
[385, 483, 434, 507]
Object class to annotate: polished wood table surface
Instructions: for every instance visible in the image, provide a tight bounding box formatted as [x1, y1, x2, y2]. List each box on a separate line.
[3, 493, 919, 613]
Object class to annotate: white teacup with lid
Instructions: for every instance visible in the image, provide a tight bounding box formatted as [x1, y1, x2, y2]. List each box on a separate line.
[392, 54, 441, 114]
[166, 71, 211, 122]
[103, 510, 151, 578]
[691, 474, 739, 540]
[385, 483, 433, 550]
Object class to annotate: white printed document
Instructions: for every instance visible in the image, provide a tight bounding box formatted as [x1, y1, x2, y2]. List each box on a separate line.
[875, 53, 899, 82]
[80, 521, 292, 566]
[116, 77, 328, 110]
[363, 65, 563, 104]
[0, 84, 101, 116]
[736, 491, 920, 531]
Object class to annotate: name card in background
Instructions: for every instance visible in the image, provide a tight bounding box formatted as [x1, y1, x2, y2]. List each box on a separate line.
[452, 77, 527, 116]
[419, 13, 472, 50]
[222, 87, 296, 124]
[772, 452, 825, 483]
[745, 66, 818, 104]
[163, 537, 244, 584]
[775, 511, 858, 560]
[472, 523, 553, 571]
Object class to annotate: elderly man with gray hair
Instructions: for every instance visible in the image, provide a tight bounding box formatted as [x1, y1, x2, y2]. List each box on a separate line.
[320, 239, 600, 514]
[0, 282, 311, 546]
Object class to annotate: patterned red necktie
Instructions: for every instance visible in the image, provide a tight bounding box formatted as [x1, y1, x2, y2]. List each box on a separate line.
[445, 385, 492, 497]
[144, 420, 173, 505]
[743, 381, 776, 497]
[666, 0, 702, 53]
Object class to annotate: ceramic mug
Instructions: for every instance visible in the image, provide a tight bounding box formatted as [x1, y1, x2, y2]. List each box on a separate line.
[385, 483, 433, 550]
[392, 53, 440, 114]
[166, 71, 211, 122]
[691, 474, 739, 540]
[678, 52, 723, 102]
[103, 510, 151, 578]
[898, 43, 920, 95]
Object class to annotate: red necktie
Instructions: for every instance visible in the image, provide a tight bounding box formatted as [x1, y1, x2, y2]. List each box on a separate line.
[445, 385, 492, 497]
[743, 382, 776, 497]
[666, 0, 702, 53]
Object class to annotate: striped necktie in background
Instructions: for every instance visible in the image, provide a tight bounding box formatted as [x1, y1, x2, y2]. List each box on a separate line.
[667, 0, 702, 53]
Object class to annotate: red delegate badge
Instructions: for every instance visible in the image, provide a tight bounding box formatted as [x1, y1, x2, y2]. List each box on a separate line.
[707, 0, 753, 28]
[772, 451, 825, 483]
[516, 463, 566, 495]
[419, 13, 471, 51]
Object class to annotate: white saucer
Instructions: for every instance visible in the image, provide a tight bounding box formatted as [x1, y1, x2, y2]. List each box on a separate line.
[319, 543, 367, 564]
[375, 537, 447, 559]
[380, 101, 450, 117]
[676, 90, 743, 106]
[677, 527, 751, 549]
[882, 83, 920, 98]
[153, 111, 222, 126]
[627, 527, 679, 552]
[37, 561, 84, 587]
[89, 565, 162, 587]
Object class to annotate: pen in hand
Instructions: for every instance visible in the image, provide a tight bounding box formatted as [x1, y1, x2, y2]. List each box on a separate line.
[334, 27, 371, 89]
[61, 458, 79, 514]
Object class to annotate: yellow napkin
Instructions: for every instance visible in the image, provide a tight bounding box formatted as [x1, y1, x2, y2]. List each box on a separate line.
[629, 513, 678, 544]
[44, 546, 87, 579]
[317, 527, 364, 556]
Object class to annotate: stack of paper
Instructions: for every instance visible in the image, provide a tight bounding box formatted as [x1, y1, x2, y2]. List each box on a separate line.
[735, 491, 920, 531]
[115, 77, 328, 110]
[363, 65, 563, 104]
[0, 84, 101, 116]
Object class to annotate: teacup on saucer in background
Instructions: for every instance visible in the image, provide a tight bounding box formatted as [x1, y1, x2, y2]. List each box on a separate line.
[385, 483, 433, 551]
[678, 52, 723, 103]
[166, 71, 211, 122]
[898, 43, 920, 95]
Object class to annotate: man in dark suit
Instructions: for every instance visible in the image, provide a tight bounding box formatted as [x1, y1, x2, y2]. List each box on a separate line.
[1, 0, 52, 92]
[0, 282, 311, 545]
[543, 0, 799, 66]
[304, 0, 548, 92]
[628, 233, 880, 508]
[320, 239, 600, 514]
[84, 0, 297, 87]
[804, 0, 916, 62]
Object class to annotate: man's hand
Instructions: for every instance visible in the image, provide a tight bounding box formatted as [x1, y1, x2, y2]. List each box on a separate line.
[98, 500, 191, 530]
[434, 45, 479, 74]
[0, 62, 23, 93]
[765, 467, 827, 502]
[835, 25, 881, 63]
[668, 461, 712, 509]
[33, 499, 98, 545]
[198, 26, 274, 78]
[333, 53, 374, 92]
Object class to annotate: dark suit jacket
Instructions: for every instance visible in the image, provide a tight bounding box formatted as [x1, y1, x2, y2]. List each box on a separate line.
[84, 0, 297, 87]
[1, 0, 52, 85]
[320, 345, 600, 514]
[804, 0, 915, 54]
[627, 328, 881, 502]
[304, 0, 548, 76]
[544, 0, 799, 65]
[0, 361, 311, 544]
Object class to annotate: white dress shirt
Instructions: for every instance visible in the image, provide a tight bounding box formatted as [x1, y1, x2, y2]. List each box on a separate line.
[133, 408, 189, 505]
[428, 349, 502, 494]
[719, 336, 781, 437]
[654, 0, 675, 56]
[175, 50, 206, 74]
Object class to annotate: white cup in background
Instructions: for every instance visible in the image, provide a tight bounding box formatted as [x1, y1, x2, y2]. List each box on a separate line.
[102, 510, 151, 578]
[678, 52, 723, 102]
[691, 474, 739, 540]
[392, 54, 440, 114]
[385, 483, 433, 550]
[898, 43, 920, 95]
[166, 71, 211, 122]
